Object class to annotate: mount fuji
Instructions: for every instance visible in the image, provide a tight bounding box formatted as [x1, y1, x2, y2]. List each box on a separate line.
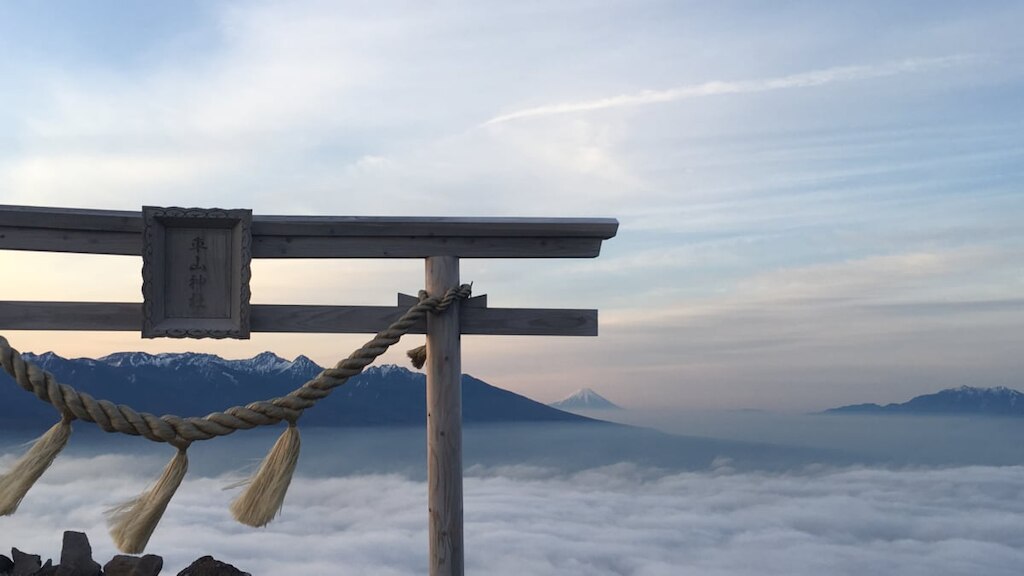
[549, 388, 621, 411]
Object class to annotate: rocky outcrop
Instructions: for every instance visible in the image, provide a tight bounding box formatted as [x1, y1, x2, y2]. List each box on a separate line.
[175, 557, 251, 576]
[11, 548, 41, 576]
[5, 533, 248, 576]
[103, 555, 163, 576]
[55, 532, 101, 576]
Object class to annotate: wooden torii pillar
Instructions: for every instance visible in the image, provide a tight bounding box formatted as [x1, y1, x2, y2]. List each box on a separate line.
[0, 204, 618, 576]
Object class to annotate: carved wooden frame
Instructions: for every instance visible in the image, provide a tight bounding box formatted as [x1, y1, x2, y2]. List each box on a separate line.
[141, 207, 252, 339]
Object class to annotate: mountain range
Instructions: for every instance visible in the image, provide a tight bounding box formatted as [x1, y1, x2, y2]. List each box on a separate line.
[0, 351, 595, 428]
[549, 388, 621, 410]
[826, 386, 1024, 416]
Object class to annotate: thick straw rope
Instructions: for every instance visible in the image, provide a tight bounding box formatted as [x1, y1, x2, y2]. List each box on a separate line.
[0, 285, 471, 447]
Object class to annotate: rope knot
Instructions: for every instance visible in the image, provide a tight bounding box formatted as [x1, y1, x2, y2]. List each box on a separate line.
[405, 283, 471, 369]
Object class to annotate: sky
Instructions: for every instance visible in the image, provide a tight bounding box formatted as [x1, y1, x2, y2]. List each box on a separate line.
[0, 0, 1022, 410]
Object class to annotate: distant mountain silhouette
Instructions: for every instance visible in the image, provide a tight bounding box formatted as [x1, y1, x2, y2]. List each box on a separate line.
[825, 386, 1024, 417]
[0, 351, 595, 428]
[550, 388, 621, 410]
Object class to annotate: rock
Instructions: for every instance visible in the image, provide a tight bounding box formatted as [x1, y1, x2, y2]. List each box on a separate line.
[0, 554, 13, 575]
[104, 555, 164, 576]
[176, 556, 250, 576]
[55, 532, 101, 576]
[134, 553, 163, 573]
[133, 555, 164, 576]
[10, 548, 41, 576]
[34, 559, 57, 576]
[102, 556, 134, 576]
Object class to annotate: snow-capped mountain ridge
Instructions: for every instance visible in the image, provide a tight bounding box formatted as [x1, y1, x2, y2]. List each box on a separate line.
[949, 385, 1017, 396]
[827, 386, 1024, 416]
[20, 350, 438, 382]
[24, 350, 328, 376]
[99, 351, 226, 369]
[3, 352, 595, 428]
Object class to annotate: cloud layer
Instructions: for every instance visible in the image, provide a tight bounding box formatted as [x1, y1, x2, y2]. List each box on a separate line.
[1, 451, 1022, 575]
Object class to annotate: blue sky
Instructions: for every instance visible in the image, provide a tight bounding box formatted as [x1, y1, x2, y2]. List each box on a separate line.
[0, 0, 1021, 410]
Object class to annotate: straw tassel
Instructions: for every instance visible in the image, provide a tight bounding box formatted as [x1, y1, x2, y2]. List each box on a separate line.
[0, 416, 72, 515]
[230, 423, 300, 527]
[107, 446, 188, 554]
[407, 345, 427, 369]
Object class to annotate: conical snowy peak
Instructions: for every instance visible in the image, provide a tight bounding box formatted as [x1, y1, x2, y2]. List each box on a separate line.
[288, 355, 323, 373]
[241, 351, 293, 374]
[550, 388, 621, 410]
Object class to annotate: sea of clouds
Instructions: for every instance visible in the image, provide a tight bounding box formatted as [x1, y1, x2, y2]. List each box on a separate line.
[1, 450, 1023, 575]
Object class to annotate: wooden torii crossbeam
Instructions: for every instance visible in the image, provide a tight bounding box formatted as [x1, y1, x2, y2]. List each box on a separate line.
[0, 204, 617, 576]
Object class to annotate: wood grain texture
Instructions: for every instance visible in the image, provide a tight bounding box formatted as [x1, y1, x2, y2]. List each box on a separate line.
[0, 205, 617, 259]
[0, 226, 141, 255]
[425, 256, 463, 576]
[251, 304, 419, 333]
[0, 301, 597, 336]
[461, 306, 597, 336]
[0, 205, 143, 232]
[251, 215, 618, 238]
[249, 235, 605, 258]
[0, 302, 141, 330]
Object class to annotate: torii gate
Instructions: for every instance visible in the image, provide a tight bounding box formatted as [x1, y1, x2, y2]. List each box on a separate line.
[0, 204, 617, 576]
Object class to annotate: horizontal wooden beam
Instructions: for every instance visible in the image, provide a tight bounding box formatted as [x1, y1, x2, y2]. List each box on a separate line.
[251, 215, 616, 238]
[0, 205, 617, 259]
[0, 226, 141, 256]
[250, 235, 606, 258]
[0, 301, 598, 336]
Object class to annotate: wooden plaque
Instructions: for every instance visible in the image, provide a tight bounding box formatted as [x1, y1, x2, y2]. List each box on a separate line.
[142, 207, 252, 338]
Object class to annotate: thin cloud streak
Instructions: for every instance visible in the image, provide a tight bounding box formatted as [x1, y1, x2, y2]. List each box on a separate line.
[483, 55, 978, 125]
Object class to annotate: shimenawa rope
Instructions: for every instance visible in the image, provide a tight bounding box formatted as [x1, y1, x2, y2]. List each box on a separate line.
[0, 284, 470, 553]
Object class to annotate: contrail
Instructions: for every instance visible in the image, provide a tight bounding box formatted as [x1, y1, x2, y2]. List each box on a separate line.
[483, 55, 977, 125]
